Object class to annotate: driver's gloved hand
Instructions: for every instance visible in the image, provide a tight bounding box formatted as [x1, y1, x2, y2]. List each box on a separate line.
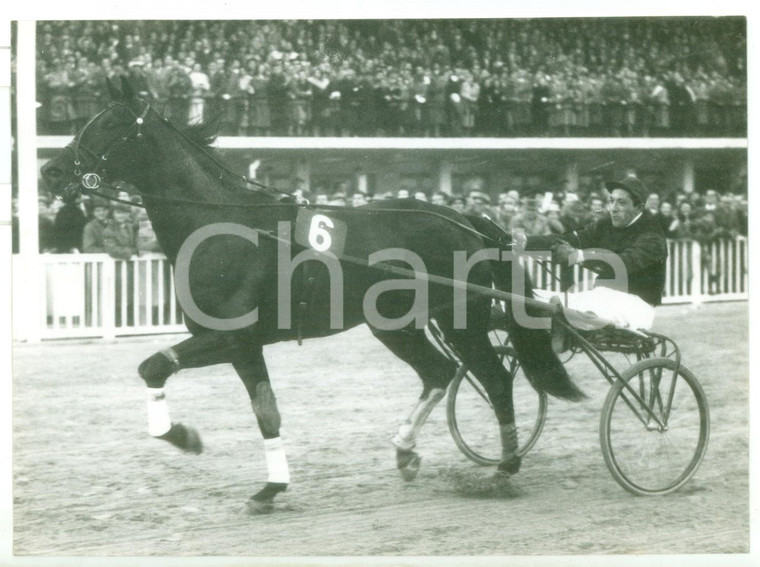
[552, 242, 577, 266]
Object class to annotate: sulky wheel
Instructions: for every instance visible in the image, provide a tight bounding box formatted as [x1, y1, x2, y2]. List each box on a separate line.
[600, 357, 710, 496]
[447, 345, 548, 466]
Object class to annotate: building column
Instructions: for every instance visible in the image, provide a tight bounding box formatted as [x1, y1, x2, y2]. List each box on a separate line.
[660, 158, 695, 197]
[681, 158, 695, 195]
[438, 160, 453, 195]
[15, 21, 42, 342]
[355, 170, 368, 195]
[293, 157, 311, 194]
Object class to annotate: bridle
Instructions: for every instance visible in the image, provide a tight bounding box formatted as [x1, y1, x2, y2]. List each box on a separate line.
[67, 100, 151, 197]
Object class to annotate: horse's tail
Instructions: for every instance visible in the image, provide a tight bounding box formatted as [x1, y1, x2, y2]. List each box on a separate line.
[463, 215, 585, 402]
[491, 258, 586, 401]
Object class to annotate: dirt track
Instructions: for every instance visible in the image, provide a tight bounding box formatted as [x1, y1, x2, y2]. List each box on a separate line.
[12, 302, 748, 556]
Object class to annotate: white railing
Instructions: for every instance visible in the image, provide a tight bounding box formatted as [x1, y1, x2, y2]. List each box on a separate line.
[13, 253, 186, 340]
[12, 237, 748, 340]
[662, 237, 749, 303]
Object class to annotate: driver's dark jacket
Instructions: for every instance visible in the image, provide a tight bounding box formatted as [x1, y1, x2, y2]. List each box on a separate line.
[525, 211, 668, 306]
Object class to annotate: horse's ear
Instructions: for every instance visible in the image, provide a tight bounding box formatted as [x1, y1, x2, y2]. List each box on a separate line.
[120, 76, 136, 100]
[106, 77, 122, 101]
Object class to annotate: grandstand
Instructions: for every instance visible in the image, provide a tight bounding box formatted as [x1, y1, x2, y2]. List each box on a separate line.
[35, 18, 746, 138]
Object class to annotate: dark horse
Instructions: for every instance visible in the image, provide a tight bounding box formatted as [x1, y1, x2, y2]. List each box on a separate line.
[41, 79, 583, 513]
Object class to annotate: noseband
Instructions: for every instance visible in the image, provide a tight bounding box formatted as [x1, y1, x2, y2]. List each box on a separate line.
[69, 101, 151, 192]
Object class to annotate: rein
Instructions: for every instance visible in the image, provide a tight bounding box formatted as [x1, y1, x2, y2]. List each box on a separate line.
[82, 184, 507, 248]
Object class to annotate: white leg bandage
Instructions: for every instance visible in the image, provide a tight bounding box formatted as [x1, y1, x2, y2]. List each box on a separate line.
[392, 388, 446, 451]
[147, 388, 172, 437]
[264, 437, 290, 484]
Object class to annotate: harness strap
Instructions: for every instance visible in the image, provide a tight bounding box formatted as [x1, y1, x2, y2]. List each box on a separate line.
[159, 347, 181, 373]
[296, 266, 317, 347]
[83, 187, 144, 208]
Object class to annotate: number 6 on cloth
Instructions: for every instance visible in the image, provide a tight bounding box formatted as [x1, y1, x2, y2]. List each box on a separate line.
[294, 209, 348, 258]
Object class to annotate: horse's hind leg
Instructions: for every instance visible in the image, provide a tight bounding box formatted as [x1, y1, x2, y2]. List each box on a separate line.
[445, 329, 521, 476]
[370, 329, 458, 481]
[230, 346, 289, 515]
[138, 332, 246, 453]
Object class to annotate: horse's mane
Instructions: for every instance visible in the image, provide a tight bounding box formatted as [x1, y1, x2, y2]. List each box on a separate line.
[171, 117, 287, 200]
[110, 91, 281, 198]
[179, 120, 219, 151]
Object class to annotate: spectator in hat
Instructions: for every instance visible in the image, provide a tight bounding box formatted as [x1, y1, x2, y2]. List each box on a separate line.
[560, 198, 592, 232]
[588, 196, 607, 222]
[136, 208, 162, 253]
[671, 201, 697, 240]
[545, 203, 566, 235]
[495, 193, 519, 230]
[188, 62, 210, 124]
[645, 193, 661, 216]
[103, 203, 138, 260]
[430, 191, 450, 207]
[329, 192, 347, 206]
[658, 201, 679, 239]
[465, 190, 495, 219]
[509, 196, 550, 236]
[53, 193, 88, 253]
[82, 200, 111, 253]
[350, 192, 368, 207]
[449, 194, 466, 213]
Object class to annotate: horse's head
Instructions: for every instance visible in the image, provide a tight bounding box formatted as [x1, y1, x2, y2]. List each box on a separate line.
[41, 77, 155, 199]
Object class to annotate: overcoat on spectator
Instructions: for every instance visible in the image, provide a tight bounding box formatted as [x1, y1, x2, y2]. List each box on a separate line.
[43, 64, 75, 134]
[103, 217, 138, 260]
[82, 218, 109, 253]
[53, 201, 87, 253]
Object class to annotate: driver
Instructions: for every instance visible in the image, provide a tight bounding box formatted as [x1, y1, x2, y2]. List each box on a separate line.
[519, 175, 668, 351]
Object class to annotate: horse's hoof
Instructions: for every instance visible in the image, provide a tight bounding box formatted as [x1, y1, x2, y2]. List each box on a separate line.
[158, 423, 203, 454]
[246, 498, 275, 515]
[183, 425, 203, 454]
[247, 482, 287, 515]
[397, 450, 421, 482]
[496, 455, 522, 477]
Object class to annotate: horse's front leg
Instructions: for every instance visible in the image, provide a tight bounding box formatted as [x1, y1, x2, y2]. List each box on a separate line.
[232, 347, 289, 515]
[138, 332, 245, 453]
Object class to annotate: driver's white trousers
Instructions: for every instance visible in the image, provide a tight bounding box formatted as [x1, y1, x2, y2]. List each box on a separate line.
[533, 286, 655, 331]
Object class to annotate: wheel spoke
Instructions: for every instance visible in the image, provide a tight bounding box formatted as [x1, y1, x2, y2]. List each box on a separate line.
[600, 358, 709, 496]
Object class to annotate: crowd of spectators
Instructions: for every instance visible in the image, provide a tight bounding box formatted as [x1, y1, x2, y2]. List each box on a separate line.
[24, 181, 158, 257]
[35, 18, 746, 138]
[22, 178, 748, 265]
